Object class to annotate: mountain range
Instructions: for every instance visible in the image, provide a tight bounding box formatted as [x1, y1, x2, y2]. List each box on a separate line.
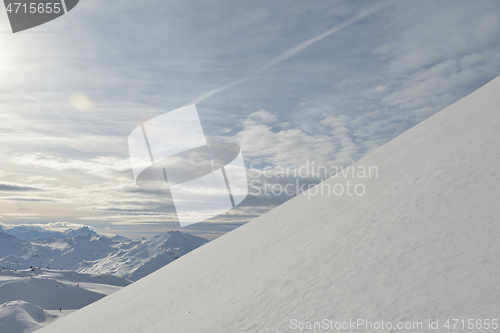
[0, 227, 208, 281]
[2, 225, 98, 241]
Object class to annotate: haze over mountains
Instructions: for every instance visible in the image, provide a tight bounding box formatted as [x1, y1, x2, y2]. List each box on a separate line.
[37, 76, 500, 332]
[2, 225, 99, 241]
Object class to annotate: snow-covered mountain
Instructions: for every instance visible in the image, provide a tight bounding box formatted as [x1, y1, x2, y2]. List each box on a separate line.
[60, 226, 99, 239]
[0, 230, 208, 281]
[37, 75, 500, 332]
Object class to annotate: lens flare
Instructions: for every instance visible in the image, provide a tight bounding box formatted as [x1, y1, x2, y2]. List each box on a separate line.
[70, 94, 93, 112]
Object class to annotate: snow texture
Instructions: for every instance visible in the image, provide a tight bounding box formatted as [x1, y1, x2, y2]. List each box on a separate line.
[0, 301, 59, 333]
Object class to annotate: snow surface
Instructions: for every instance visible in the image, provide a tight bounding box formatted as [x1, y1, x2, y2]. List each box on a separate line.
[0, 301, 60, 333]
[0, 230, 208, 281]
[0, 268, 131, 333]
[38, 76, 500, 332]
[0, 268, 131, 310]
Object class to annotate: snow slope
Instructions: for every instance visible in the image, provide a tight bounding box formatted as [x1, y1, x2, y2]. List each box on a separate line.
[0, 301, 60, 333]
[0, 230, 208, 281]
[0, 268, 131, 333]
[0, 268, 131, 310]
[37, 76, 500, 332]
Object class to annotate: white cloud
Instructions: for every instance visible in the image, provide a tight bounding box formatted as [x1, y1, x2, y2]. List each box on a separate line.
[11, 154, 132, 181]
[235, 109, 364, 168]
[188, 2, 387, 104]
[377, 1, 500, 75]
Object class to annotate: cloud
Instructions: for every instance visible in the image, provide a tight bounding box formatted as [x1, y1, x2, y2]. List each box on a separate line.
[10, 154, 132, 181]
[235, 109, 364, 168]
[1, 213, 40, 217]
[2, 197, 59, 202]
[0, 183, 43, 192]
[188, 2, 387, 105]
[377, 1, 500, 75]
[0, 213, 40, 220]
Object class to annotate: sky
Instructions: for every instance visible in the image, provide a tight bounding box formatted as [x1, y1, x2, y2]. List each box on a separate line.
[0, 0, 499, 239]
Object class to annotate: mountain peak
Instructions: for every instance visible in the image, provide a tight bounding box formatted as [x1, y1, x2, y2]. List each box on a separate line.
[62, 226, 98, 239]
